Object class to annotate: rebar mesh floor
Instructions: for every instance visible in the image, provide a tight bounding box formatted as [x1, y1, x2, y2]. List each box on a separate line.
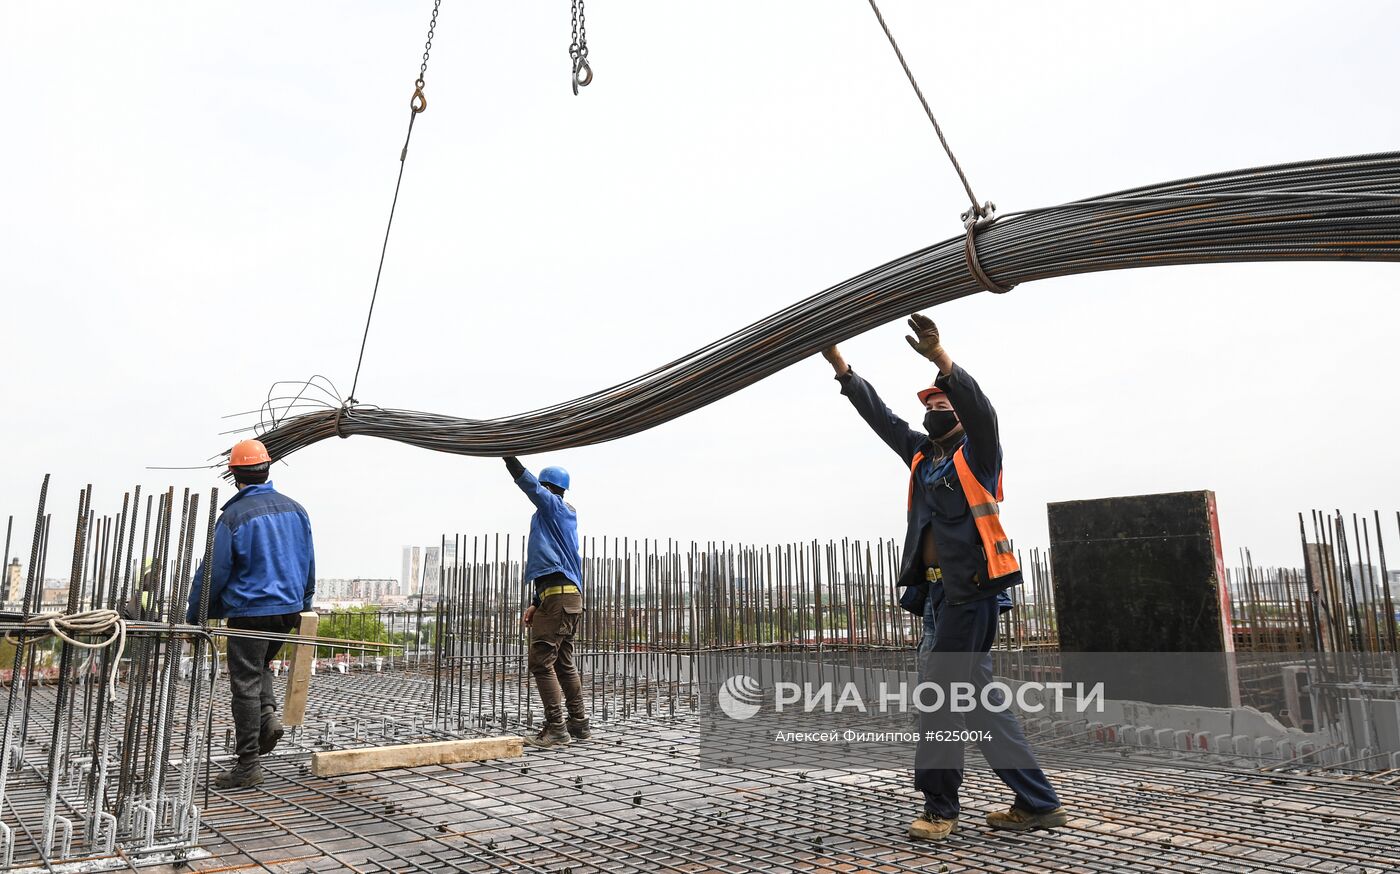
[158, 677, 1399, 874]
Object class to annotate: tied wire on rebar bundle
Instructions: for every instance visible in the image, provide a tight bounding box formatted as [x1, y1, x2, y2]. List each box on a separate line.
[237, 152, 1400, 464]
[207, 376, 366, 478]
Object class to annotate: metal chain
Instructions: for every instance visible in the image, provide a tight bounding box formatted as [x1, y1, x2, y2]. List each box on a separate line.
[577, 0, 587, 60]
[569, 0, 593, 95]
[420, 0, 441, 81]
[411, 0, 442, 112]
[864, 0, 992, 222]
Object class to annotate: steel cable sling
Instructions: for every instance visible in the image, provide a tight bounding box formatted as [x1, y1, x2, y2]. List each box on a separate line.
[249, 151, 1400, 462]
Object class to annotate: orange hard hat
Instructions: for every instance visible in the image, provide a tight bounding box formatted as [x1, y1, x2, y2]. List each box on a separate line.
[229, 439, 271, 467]
[916, 384, 946, 405]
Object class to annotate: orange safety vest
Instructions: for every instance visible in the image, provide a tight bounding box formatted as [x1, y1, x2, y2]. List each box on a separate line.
[907, 447, 1020, 580]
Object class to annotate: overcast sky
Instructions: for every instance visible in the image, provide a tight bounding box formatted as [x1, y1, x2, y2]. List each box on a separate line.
[3, 1, 1398, 581]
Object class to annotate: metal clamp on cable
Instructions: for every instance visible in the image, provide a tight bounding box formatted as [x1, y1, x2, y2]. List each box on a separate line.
[410, 78, 427, 114]
[961, 202, 1015, 295]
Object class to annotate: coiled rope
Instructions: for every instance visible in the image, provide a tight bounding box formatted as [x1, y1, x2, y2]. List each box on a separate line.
[6, 610, 127, 700]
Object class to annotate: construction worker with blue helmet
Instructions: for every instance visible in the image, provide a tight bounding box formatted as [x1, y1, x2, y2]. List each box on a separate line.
[503, 456, 590, 748]
[538, 466, 571, 491]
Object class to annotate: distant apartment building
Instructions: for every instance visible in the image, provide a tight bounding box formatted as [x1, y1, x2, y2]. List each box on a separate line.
[401, 546, 421, 599]
[5, 558, 22, 605]
[398, 545, 448, 602]
[41, 580, 70, 608]
[316, 577, 402, 608]
[421, 546, 440, 600]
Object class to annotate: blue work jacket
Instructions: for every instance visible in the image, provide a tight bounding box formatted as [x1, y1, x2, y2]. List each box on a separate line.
[838, 364, 1021, 608]
[186, 482, 316, 622]
[513, 469, 583, 606]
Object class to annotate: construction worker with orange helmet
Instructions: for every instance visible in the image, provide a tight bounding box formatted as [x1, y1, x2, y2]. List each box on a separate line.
[188, 438, 316, 789]
[820, 314, 1066, 841]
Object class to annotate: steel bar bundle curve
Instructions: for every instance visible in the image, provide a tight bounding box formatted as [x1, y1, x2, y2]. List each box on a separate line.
[253, 152, 1400, 462]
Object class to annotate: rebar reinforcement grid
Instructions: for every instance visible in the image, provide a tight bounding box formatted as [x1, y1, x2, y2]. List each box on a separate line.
[12, 664, 1392, 872]
[4, 478, 1399, 868]
[120, 675, 1400, 873]
[414, 537, 1061, 734]
[0, 479, 223, 869]
[0, 480, 393, 869]
[412, 528, 1398, 749]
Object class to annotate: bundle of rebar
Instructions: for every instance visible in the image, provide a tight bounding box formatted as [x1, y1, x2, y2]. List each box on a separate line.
[0, 478, 216, 867]
[249, 152, 1400, 462]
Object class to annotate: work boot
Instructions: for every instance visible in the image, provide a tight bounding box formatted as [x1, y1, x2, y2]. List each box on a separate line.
[524, 722, 572, 749]
[907, 812, 957, 841]
[986, 805, 1069, 831]
[566, 717, 592, 741]
[213, 762, 264, 790]
[259, 714, 285, 755]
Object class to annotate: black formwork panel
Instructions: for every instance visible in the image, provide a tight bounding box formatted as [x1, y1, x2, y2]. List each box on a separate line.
[1048, 490, 1239, 707]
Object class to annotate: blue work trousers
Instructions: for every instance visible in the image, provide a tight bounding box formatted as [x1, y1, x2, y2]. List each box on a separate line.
[915, 585, 1061, 819]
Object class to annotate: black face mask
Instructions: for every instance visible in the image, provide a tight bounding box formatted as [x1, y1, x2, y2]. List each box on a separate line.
[923, 409, 960, 441]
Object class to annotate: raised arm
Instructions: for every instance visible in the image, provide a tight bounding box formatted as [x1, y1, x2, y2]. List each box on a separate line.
[905, 314, 1000, 483]
[820, 346, 850, 378]
[821, 345, 925, 466]
[503, 456, 564, 512]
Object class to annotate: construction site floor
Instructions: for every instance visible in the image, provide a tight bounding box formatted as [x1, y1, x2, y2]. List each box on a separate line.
[167, 678, 1398, 873]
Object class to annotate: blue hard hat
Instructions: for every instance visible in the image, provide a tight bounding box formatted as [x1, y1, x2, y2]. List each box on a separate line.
[539, 466, 570, 491]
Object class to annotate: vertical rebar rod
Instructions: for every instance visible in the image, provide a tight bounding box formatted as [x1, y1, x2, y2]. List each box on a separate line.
[0, 476, 49, 868]
[41, 484, 91, 860]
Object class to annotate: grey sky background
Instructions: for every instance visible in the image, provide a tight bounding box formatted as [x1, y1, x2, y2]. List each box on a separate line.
[3, 1, 1397, 581]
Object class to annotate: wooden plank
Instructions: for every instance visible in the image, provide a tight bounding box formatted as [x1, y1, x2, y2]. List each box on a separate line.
[281, 610, 318, 728]
[310, 737, 523, 777]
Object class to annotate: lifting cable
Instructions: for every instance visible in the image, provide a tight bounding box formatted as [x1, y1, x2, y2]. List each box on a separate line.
[233, 8, 1400, 467]
[346, 0, 443, 410]
[340, 0, 594, 442]
[864, 0, 1013, 293]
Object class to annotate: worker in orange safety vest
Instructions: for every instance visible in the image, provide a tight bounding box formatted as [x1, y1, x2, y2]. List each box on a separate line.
[821, 314, 1068, 841]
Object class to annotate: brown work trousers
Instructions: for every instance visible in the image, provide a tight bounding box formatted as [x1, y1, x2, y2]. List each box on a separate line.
[529, 591, 585, 725]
